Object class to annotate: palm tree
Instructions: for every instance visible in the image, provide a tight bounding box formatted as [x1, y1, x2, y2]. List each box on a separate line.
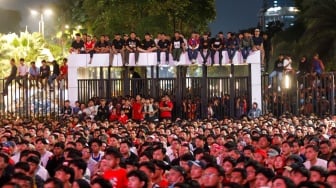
[296, 0, 336, 69]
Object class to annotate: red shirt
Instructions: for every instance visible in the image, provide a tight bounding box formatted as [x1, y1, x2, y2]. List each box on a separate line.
[158, 178, 169, 188]
[103, 168, 128, 188]
[159, 101, 173, 118]
[118, 114, 128, 124]
[109, 113, 119, 122]
[60, 65, 68, 75]
[85, 41, 95, 50]
[132, 101, 143, 121]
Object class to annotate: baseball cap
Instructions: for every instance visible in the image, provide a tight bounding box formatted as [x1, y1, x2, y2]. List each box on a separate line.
[188, 160, 206, 169]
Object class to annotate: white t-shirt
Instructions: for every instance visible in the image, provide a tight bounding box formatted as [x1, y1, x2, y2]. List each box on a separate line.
[303, 158, 327, 169]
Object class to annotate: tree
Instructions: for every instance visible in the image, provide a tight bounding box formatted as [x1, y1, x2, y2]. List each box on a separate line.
[56, 0, 216, 36]
[0, 32, 55, 78]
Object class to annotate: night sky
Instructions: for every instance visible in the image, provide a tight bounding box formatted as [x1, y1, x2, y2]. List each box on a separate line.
[0, 0, 263, 34]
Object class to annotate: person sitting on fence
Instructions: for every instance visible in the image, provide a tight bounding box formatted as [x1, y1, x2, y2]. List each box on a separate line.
[111, 33, 125, 66]
[187, 32, 200, 64]
[138, 33, 157, 54]
[239, 31, 254, 63]
[199, 32, 211, 64]
[252, 28, 264, 63]
[226, 32, 239, 63]
[2, 58, 17, 96]
[15, 58, 29, 89]
[156, 33, 171, 65]
[29, 61, 40, 89]
[48, 60, 60, 91]
[311, 53, 325, 78]
[171, 31, 185, 62]
[39, 60, 51, 89]
[210, 31, 225, 66]
[70, 33, 85, 54]
[85, 35, 96, 64]
[95, 35, 110, 54]
[57, 58, 68, 89]
[268, 54, 284, 90]
[125, 32, 141, 65]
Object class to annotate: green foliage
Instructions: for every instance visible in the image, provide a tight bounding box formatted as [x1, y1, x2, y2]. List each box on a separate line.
[57, 0, 216, 36]
[0, 32, 56, 78]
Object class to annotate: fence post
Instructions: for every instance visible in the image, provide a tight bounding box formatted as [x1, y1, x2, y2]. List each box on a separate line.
[107, 65, 111, 100]
[175, 66, 183, 119]
[123, 67, 130, 96]
[201, 65, 208, 119]
[230, 64, 235, 117]
[332, 73, 335, 115]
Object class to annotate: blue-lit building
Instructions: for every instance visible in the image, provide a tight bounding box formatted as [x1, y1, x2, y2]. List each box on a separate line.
[260, 0, 298, 29]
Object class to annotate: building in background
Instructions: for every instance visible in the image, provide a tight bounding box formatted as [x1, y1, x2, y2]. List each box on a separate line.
[259, 0, 299, 30]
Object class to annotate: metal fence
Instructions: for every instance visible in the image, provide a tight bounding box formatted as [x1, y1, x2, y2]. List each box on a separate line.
[262, 72, 336, 117]
[77, 75, 251, 119]
[0, 78, 67, 119]
[2, 69, 335, 119]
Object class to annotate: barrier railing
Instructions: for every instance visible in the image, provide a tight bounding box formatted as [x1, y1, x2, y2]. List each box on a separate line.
[0, 79, 67, 119]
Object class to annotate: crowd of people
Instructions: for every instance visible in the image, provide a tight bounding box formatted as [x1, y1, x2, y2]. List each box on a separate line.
[70, 28, 270, 66]
[0, 93, 335, 188]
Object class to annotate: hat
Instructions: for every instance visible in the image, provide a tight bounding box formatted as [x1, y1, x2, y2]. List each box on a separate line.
[188, 160, 206, 169]
[267, 148, 280, 157]
[153, 160, 170, 171]
[170, 166, 187, 178]
[287, 154, 304, 164]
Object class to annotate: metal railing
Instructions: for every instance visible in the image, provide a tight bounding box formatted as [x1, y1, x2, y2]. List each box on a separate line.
[0, 78, 67, 119]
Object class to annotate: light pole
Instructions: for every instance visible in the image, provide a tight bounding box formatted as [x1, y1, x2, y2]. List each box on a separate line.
[31, 8, 52, 37]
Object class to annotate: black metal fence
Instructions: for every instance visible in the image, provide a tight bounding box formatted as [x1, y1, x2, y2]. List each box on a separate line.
[0, 79, 67, 119]
[262, 72, 336, 117]
[2, 65, 334, 119]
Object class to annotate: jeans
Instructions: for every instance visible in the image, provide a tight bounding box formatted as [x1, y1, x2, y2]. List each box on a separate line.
[227, 48, 236, 60]
[3, 77, 15, 94]
[187, 48, 198, 61]
[269, 71, 283, 86]
[241, 47, 251, 60]
[172, 48, 182, 61]
[157, 50, 169, 62]
[200, 49, 210, 63]
[48, 74, 58, 87]
[125, 50, 139, 64]
[211, 49, 223, 64]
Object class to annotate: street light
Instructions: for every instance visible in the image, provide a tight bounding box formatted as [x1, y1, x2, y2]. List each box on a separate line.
[30, 8, 53, 37]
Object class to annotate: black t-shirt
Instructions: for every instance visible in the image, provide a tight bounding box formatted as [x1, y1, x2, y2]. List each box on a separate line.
[71, 40, 85, 50]
[171, 37, 184, 49]
[200, 38, 211, 49]
[227, 38, 239, 48]
[211, 38, 222, 49]
[126, 38, 141, 49]
[95, 41, 110, 48]
[40, 65, 50, 77]
[141, 39, 156, 50]
[112, 39, 125, 50]
[274, 59, 284, 72]
[158, 39, 171, 49]
[252, 36, 263, 46]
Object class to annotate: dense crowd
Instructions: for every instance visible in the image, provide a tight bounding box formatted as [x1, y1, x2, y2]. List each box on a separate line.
[0, 93, 335, 188]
